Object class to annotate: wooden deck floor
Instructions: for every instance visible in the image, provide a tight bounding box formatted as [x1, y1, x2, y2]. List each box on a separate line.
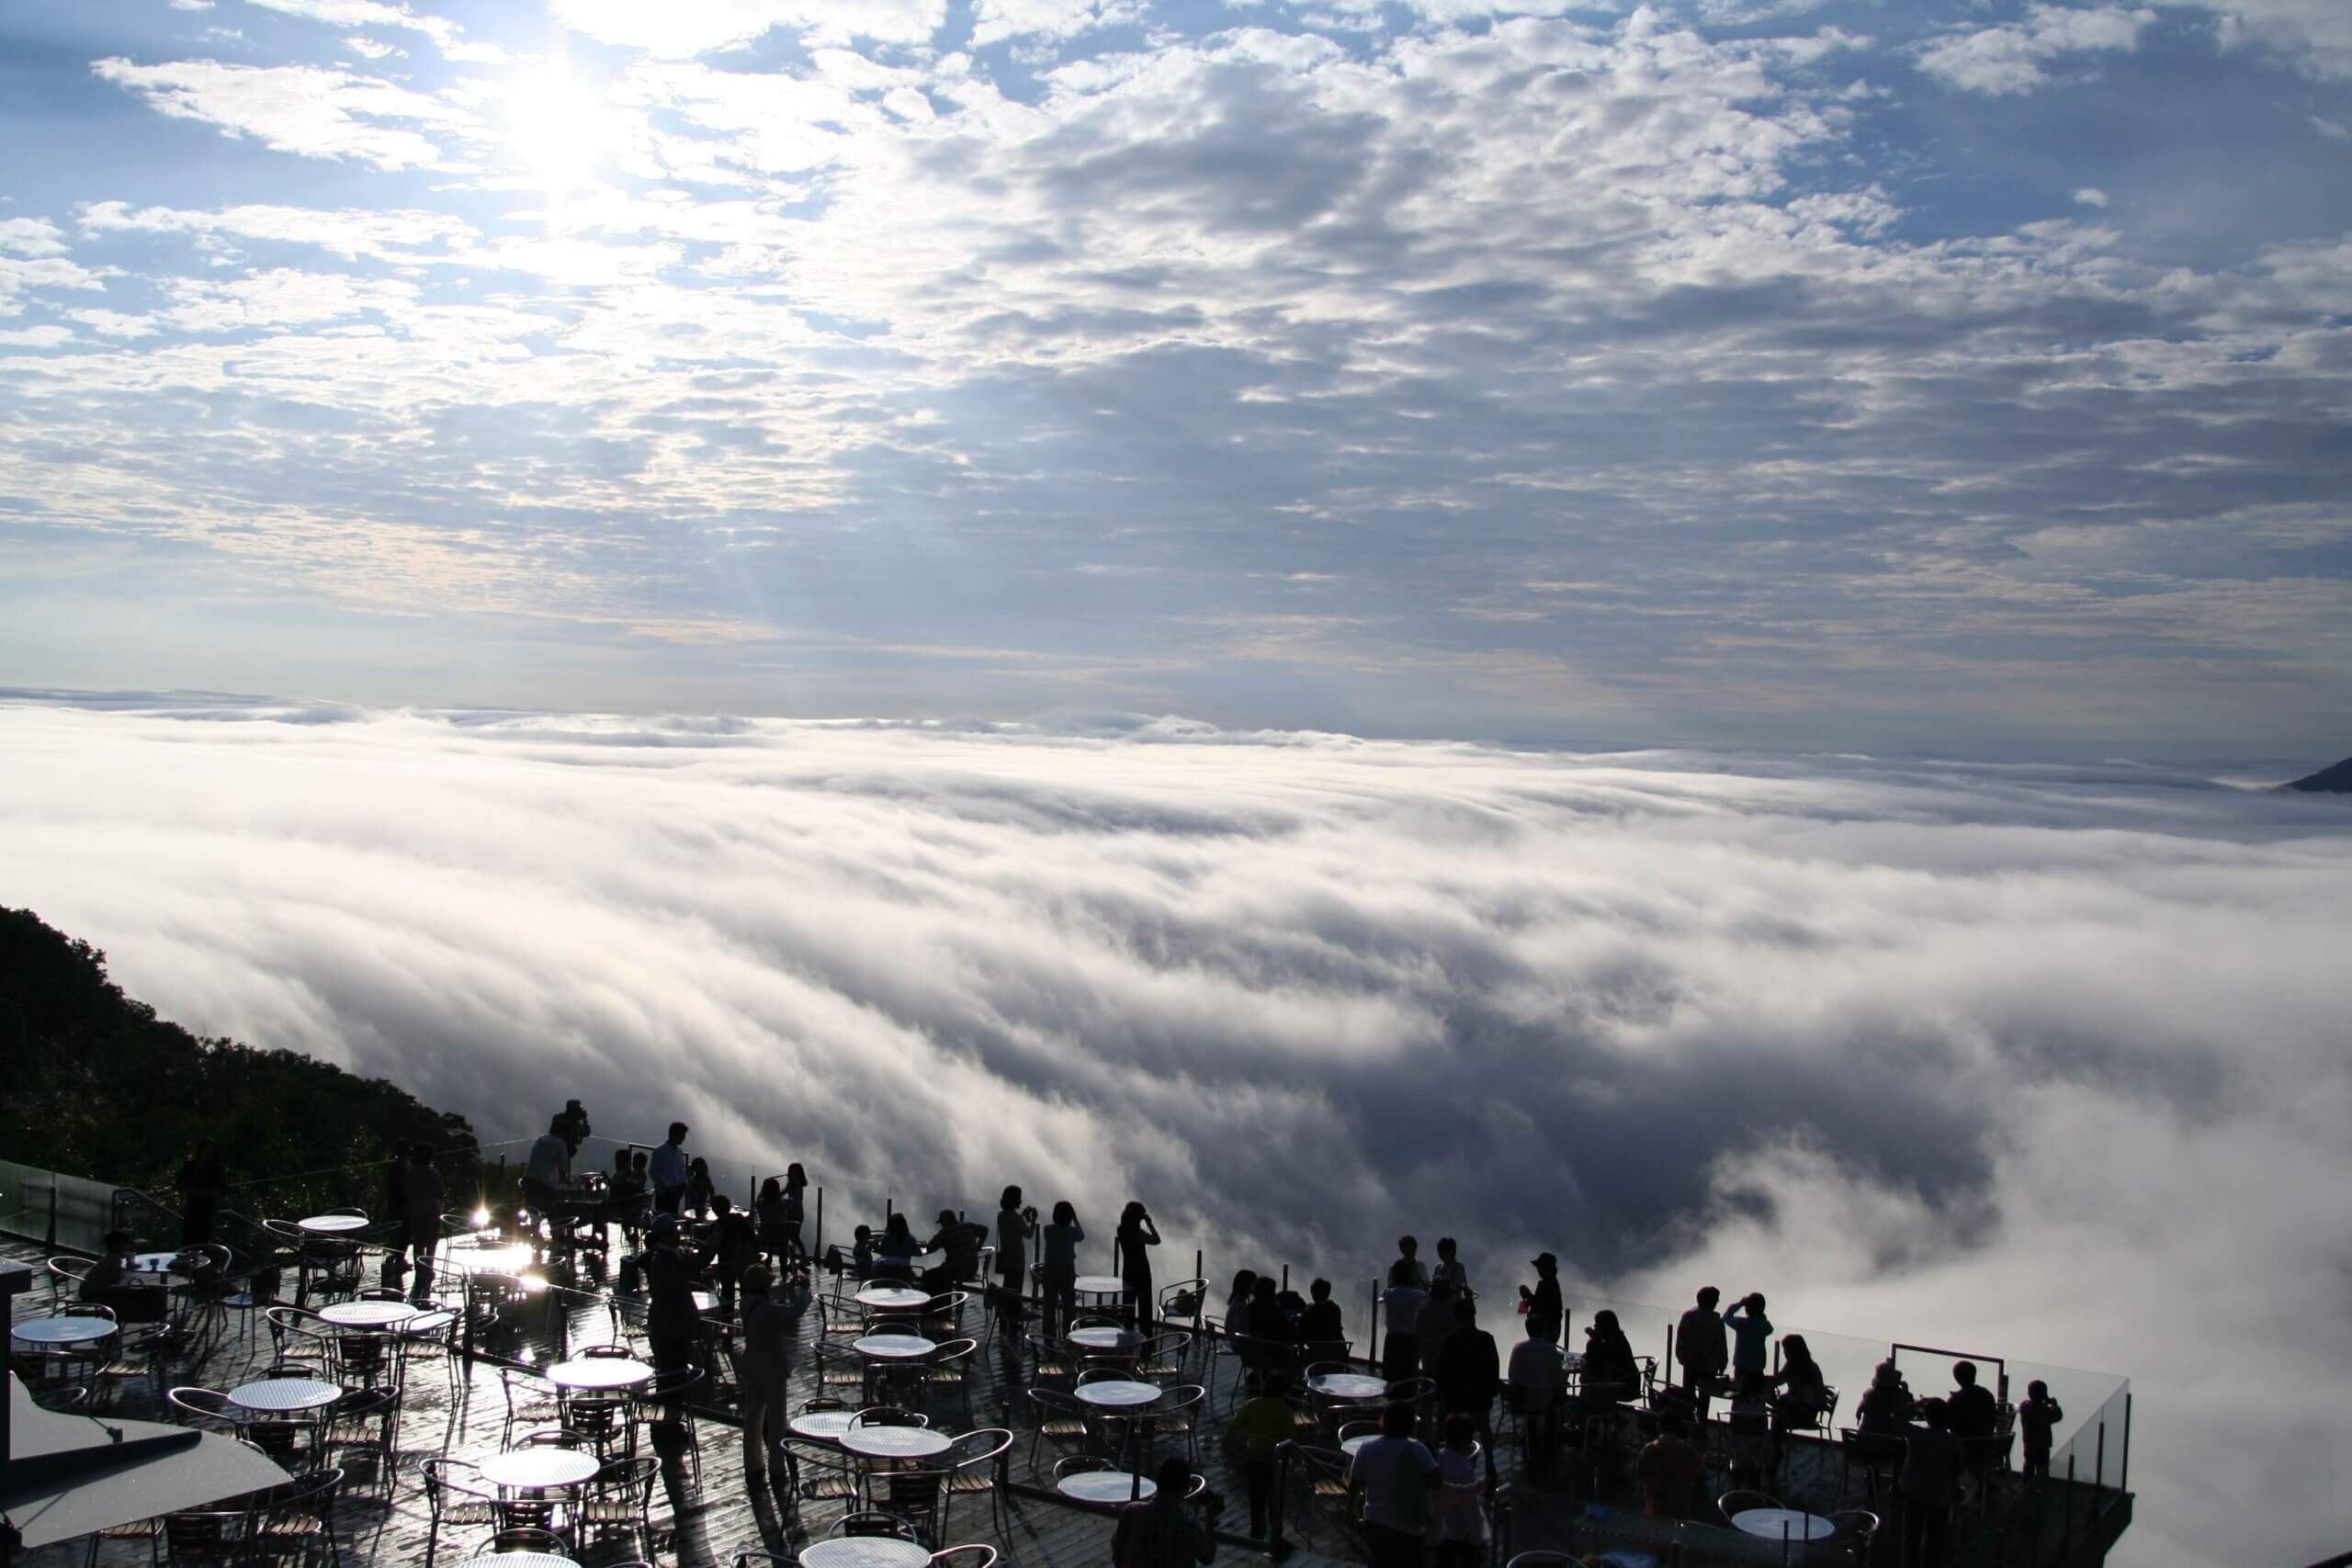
[8, 1230, 2020, 1568]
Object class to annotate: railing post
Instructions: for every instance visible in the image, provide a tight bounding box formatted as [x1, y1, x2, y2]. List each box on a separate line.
[2062, 1453, 2075, 1552]
[2120, 1392, 2131, 1494]
[815, 1187, 824, 1266]
[1369, 1277, 1379, 1366]
[1269, 1441, 1293, 1560]
[2094, 1419, 2106, 1494]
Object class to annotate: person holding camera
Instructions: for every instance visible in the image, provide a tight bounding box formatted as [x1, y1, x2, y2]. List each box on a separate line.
[1110, 1456, 1218, 1568]
[739, 1259, 813, 1491]
[996, 1185, 1036, 1330]
[1116, 1200, 1161, 1331]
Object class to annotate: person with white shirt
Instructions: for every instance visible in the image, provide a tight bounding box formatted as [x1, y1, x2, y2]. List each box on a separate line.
[1349, 1400, 1441, 1568]
[1507, 1327, 1565, 1460]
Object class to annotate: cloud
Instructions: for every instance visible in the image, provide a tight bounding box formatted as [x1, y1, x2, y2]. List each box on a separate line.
[78, 199, 478, 261]
[1916, 4, 2154, 95]
[91, 57, 472, 169]
[546, 0, 948, 56]
[0, 694, 2346, 1565]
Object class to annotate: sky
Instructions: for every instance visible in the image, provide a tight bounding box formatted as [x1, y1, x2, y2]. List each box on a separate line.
[5, 692, 2350, 1562]
[0, 0, 2347, 757]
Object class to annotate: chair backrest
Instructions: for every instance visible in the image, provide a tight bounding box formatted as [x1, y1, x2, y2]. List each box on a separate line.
[1389, 1375, 1436, 1406]
[1718, 1489, 1782, 1519]
[642, 1365, 706, 1404]
[931, 1337, 978, 1364]
[519, 1427, 594, 1449]
[471, 1525, 569, 1555]
[1505, 1552, 1577, 1568]
[1027, 1387, 1084, 1422]
[947, 1427, 1014, 1473]
[420, 1458, 494, 1514]
[166, 1386, 242, 1426]
[48, 1257, 94, 1285]
[828, 1510, 920, 1540]
[1144, 1331, 1192, 1363]
[1053, 1454, 1111, 1481]
[1156, 1383, 1206, 1418]
[732, 1554, 792, 1568]
[582, 1342, 635, 1358]
[931, 1547, 998, 1568]
[849, 1406, 929, 1429]
[800, 1396, 848, 1414]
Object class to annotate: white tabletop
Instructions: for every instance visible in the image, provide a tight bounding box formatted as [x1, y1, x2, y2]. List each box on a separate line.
[789, 1409, 856, 1442]
[318, 1300, 421, 1328]
[10, 1316, 117, 1346]
[1341, 1433, 1377, 1457]
[854, 1334, 934, 1359]
[457, 1554, 577, 1568]
[129, 1252, 193, 1275]
[481, 1449, 602, 1489]
[547, 1356, 654, 1391]
[1059, 1471, 1155, 1504]
[1073, 1275, 1125, 1296]
[230, 1377, 343, 1413]
[799, 1537, 933, 1568]
[856, 1286, 931, 1310]
[1075, 1380, 1160, 1408]
[297, 1214, 369, 1235]
[1731, 1508, 1836, 1542]
[1309, 1373, 1388, 1400]
[690, 1291, 718, 1314]
[840, 1425, 952, 1460]
[1068, 1327, 1136, 1350]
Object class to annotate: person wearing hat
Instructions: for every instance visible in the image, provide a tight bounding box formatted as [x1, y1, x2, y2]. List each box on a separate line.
[1518, 1253, 1562, 1346]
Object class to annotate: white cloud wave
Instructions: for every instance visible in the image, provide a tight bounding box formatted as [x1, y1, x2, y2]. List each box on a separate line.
[0, 694, 2345, 1564]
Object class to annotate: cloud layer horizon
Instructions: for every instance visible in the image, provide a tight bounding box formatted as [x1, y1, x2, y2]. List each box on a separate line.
[2, 693, 2347, 1563]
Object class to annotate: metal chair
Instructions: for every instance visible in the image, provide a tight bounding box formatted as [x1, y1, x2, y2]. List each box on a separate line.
[924, 1337, 978, 1424]
[635, 1365, 707, 1492]
[826, 1510, 922, 1540]
[398, 1308, 461, 1398]
[499, 1366, 563, 1445]
[1152, 1382, 1207, 1461]
[419, 1459, 499, 1568]
[578, 1454, 660, 1558]
[161, 1508, 245, 1568]
[941, 1427, 1013, 1543]
[1140, 1331, 1193, 1381]
[932, 1548, 997, 1568]
[324, 1386, 401, 1494]
[464, 1525, 570, 1557]
[244, 1467, 344, 1568]
[1024, 1386, 1093, 1476]
[1717, 1487, 1782, 1524]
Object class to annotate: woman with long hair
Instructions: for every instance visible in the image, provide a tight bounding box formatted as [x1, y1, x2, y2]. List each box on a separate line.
[1115, 1200, 1160, 1331]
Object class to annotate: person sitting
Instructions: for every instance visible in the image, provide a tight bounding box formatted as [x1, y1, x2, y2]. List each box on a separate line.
[1635, 1413, 1706, 1519]
[870, 1213, 919, 1280]
[1581, 1308, 1640, 1404]
[607, 1147, 646, 1224]
[1300, 1277, 1346, 1361]
[923, 1207, 986, 1290]
[1249, 1274, 1295, 1377]
[1768, 1332, 1828, 1472]
[1110, 1456, 1218, 1568]
[80, 1230, 163, 1323]
[1858, 1359, 1915, 1433]
[1947, 1360, 2000, 1439]
[2018, 1379, 2064, 1479]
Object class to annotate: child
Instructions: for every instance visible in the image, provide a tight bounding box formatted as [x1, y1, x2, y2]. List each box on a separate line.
[1224, 1371, 1295, 1539]
[2019, 1380, 2064, 1480]
[1430, 1412, 1490, 1568]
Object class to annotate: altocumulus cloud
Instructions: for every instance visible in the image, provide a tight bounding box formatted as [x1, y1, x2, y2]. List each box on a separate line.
[1, 694, 2347, 1562]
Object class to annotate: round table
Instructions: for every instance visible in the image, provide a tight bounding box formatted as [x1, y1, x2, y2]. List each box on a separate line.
[788, 1409, 856, 1443]
[319, 1300, 422, 1329]
[840, 1425, 952, 1461]
[546, 1357, 655, 1392]
[1731, 1508, 1837, 1542]
[856, 1286, 931, 1311]
[297, 1214, 369, 1235]
[128, 1251, 196, 1280]
[229, 1378, 343, 1414]
[1067, 1326, 1136, 1351]
[1308, 1372, 1388, 1401]
[481, 1449, 602, 1490]
[1073, 1274, 1125, 1300]
[853, 1334, 934, 1360]
[457, 1554, 577, 1568]
[1059, 1471, 1156, 1505]
[10, 1316, 118, 1346]
[798, 1539, 932, 1568]
[1074, 1380, 1159, 1408]
[1341, 1433, 1376, 1458]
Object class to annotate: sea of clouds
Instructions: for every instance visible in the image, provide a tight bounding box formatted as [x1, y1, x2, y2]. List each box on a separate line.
[2, 694, 2346, 1562]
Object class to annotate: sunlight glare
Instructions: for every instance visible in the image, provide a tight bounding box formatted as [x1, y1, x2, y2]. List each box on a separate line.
[502, 69, 622, 192]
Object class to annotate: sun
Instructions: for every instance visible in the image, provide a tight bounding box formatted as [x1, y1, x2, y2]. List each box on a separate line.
[501, 69, 624, 192]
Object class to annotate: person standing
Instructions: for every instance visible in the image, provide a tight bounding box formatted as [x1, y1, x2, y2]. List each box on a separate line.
[1116, 1201, 1160, 1331]
[1435, 1297, 1499, 1440]
[2018, 1380, 2064, 1481]
[1429, 1414, 1490, 1568]
[1430, 1237, 1468, 1298]
[1381, 1259, 1428, 1382]
[1039, 1201, 1083, 1337]
[1901, 1399, 1965, 1568]
[643, 1214, 704, 1378]
[1724, 1292, 1773, 1392]
[1300, 1277, 1346, 1362]
[1225, 1370, 1296, 1539]
[1507, 1323, 1564, 1460]
[739, 1260, 813, 1490]
[560, 1100, 591, 1158]
[995, 1185, 1035, 1336]
[1349, 1400, 1440, 1568]
[1676, 1286, 1728, 1401]
[175, 1140, 227, 1247]
[522, 1115, 573, 1248]
[779, 1163, 808, 1258]
[401, 1142, 444, 1302]
[1517, 1253, 1562, 1346]
[650, 1123, 690, 1216]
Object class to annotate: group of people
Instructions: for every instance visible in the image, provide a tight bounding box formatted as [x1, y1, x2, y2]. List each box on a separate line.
[990, 1188, 1163, 1334]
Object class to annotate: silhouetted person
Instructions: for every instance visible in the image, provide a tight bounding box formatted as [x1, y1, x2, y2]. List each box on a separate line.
[401, 1142, 443, 1302]
[1582, 1308, 1639, 1404]
[779, 1162, 808, 1258]
[642, 1213, 704, 1379]
[1415, 1280, 1458, 1376]
[609, 1148, 646, 1227]
[560, 1099, 590, 1157]
[1381, 1258, 1427, 1381]
[1038, 1200, 1083, 1337]
[1769, 1332, 1827, 1471]
[650, 1122, 690, 1216]
[522, 1113, 573, 1244]
[1250, 1274, 1293, 1377]
[1508, 1324, 1564, 1459]
[1946, 1359, 1998, 1439]
[1518, 1252, 1562, 1345]
[739, 1260, 812, 1491]
[871, 1211, 918, 1280]
[175, 1139, 227, 1247]
[1393, 1235, 1430, 1290]
[81, 1229, 162, 1322]
[1436, 1296, 1498, 1438]
[995, 1186, 1035, 1334]
[709, 1193, 759, 1315]
[1350, 1400, 1440, 1568]
[1301, 1276, 1345, 1360]
[1226, 1269, 1258, 1341]
[1901, 1399, 1964, 1568]
[1636, 1413, 1706, 1519]
[923, 1207, 985, 1290]
[1859, 1359, 1915, 1433]
[2019, 1380, 2064, 1480]
[1431, 1235, 1468, 1297]
[1116, 1200, 1160, 1329]
[683, 1156, 714, 1221]
[1110, 1456, 1218, 1568]
[1724, 1292, 1772, 1388]
[1430, 1412, 1489, 1568]
[1676, 1285, 1727, 1396]
[1226, 1370, 1294, 1538]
